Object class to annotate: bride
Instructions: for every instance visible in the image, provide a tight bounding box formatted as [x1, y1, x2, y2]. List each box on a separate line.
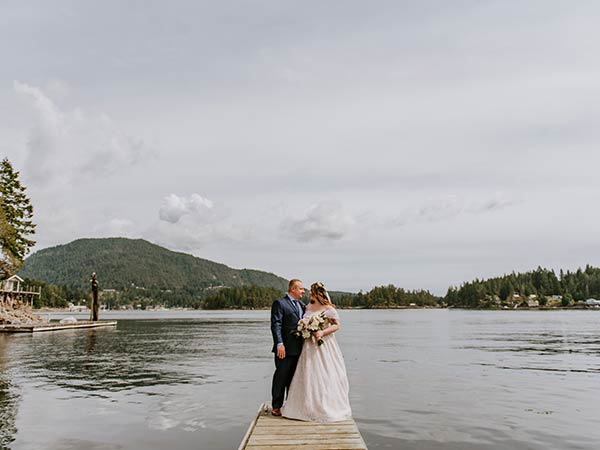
[281, 281, 352, 422]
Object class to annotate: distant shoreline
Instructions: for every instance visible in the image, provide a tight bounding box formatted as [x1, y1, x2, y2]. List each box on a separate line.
[34, 305, 599, 312]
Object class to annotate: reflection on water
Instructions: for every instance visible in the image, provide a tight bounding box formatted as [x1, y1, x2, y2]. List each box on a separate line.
[14, 320, 268, 394]
[342, 310, 600, 450]
[0, 336, 18, 449]
[457, 319, 600, 375]
[3, 314, 270, 450]
[0, 310, 599, 450]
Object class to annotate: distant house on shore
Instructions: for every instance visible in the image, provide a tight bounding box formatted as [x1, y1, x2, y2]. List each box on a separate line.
[584, 298, 600, 306]
[67, 302, 89, 312]
[526, 294, 539, 307]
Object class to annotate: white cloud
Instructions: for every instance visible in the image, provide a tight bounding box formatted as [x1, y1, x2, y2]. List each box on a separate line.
[391, 192, 517, 227]
[281, 202, 355, 242]
[14, 80, 152, 187]
[151, 193, 251, 251]
[158, 193, 214, 224]
[466, 192, 517, 214]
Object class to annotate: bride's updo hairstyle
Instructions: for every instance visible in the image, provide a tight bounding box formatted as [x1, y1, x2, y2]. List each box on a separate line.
[310, 282, 334, 306]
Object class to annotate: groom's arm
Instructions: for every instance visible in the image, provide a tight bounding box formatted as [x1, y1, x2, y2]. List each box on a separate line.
[271, 300, 285, 357]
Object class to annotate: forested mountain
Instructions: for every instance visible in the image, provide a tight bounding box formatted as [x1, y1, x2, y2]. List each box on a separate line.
[445, 265, 600, 308]
[19, 238, 287, 307]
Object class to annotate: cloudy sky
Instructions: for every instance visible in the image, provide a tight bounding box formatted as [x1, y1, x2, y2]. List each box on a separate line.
[2, 1, 599, 294]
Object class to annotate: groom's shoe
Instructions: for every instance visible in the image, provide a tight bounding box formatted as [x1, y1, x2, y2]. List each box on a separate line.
[271, 408, 282, 416]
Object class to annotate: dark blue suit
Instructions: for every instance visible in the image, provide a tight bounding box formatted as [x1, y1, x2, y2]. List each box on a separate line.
[271, 294, 305, 409]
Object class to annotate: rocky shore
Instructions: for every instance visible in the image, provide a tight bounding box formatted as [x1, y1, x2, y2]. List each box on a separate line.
[0, 305, 46, 325]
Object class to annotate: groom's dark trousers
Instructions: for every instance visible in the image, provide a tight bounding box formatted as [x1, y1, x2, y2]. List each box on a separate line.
[271, 294, 304, 409]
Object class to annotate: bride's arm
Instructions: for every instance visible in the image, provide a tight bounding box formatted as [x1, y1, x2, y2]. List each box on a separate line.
[315, 316, 339, 339]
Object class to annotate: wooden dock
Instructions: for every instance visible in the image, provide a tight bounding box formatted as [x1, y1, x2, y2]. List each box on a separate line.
[0, 320, 117, 333]
[238, 403, 368, 450]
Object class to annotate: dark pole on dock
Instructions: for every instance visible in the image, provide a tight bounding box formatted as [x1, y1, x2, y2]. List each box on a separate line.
[90, 272, 99, 321]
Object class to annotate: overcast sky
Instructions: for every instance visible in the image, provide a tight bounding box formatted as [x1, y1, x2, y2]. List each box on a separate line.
[2, 1, 599, 294]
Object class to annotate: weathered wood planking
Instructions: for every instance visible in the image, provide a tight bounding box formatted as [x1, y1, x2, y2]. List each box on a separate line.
[238, 403, 368, 450]
[0, 320, 117, 333]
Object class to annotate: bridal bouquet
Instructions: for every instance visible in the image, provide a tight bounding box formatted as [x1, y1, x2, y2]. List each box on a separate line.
[292, 312, 328, 346]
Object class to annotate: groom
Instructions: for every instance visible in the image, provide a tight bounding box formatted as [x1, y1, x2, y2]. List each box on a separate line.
[270, 278, 305, 416]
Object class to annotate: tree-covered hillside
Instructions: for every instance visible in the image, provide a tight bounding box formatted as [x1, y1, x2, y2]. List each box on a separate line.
[445, 265, 600, 308]
[19, 238, 287, 305]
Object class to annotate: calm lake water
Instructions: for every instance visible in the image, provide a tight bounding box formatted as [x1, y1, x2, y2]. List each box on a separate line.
[1, 309, 599, 450]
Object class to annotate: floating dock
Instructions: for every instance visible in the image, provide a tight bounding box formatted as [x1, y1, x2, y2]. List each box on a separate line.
[0, 320, 117, 333]
[238, 403, 368, 450]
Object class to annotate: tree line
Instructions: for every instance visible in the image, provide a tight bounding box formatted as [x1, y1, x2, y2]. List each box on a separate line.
[445, 265, 600, 308]
[20, 278, 85, 308]
[334, 285, 440, 308]
[202, 285, 441, 309]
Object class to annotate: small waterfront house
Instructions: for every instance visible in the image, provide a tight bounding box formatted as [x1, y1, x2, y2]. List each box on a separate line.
[584, 298, 600, 306]
[2, 274, 24, 292]
[0, 275, 41, 307]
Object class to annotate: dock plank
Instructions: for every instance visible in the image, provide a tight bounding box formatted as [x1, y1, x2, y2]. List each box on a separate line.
[0, 320, 117, 333]
[239, 403, 367, 450]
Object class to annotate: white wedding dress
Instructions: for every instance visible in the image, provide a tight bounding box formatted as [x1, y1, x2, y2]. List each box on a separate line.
[281, 307, 352, 422]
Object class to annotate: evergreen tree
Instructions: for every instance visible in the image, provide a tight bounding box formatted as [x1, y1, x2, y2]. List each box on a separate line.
[0, 158, 36, 273]
[0, 201, 19, 278]
[498, 281, 512, 301]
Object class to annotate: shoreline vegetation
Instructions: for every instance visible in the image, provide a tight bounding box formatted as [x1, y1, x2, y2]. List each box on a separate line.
[14, 238, 600, 311]
[33, 304, 600, 312]
[20, 265, 600, 312]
